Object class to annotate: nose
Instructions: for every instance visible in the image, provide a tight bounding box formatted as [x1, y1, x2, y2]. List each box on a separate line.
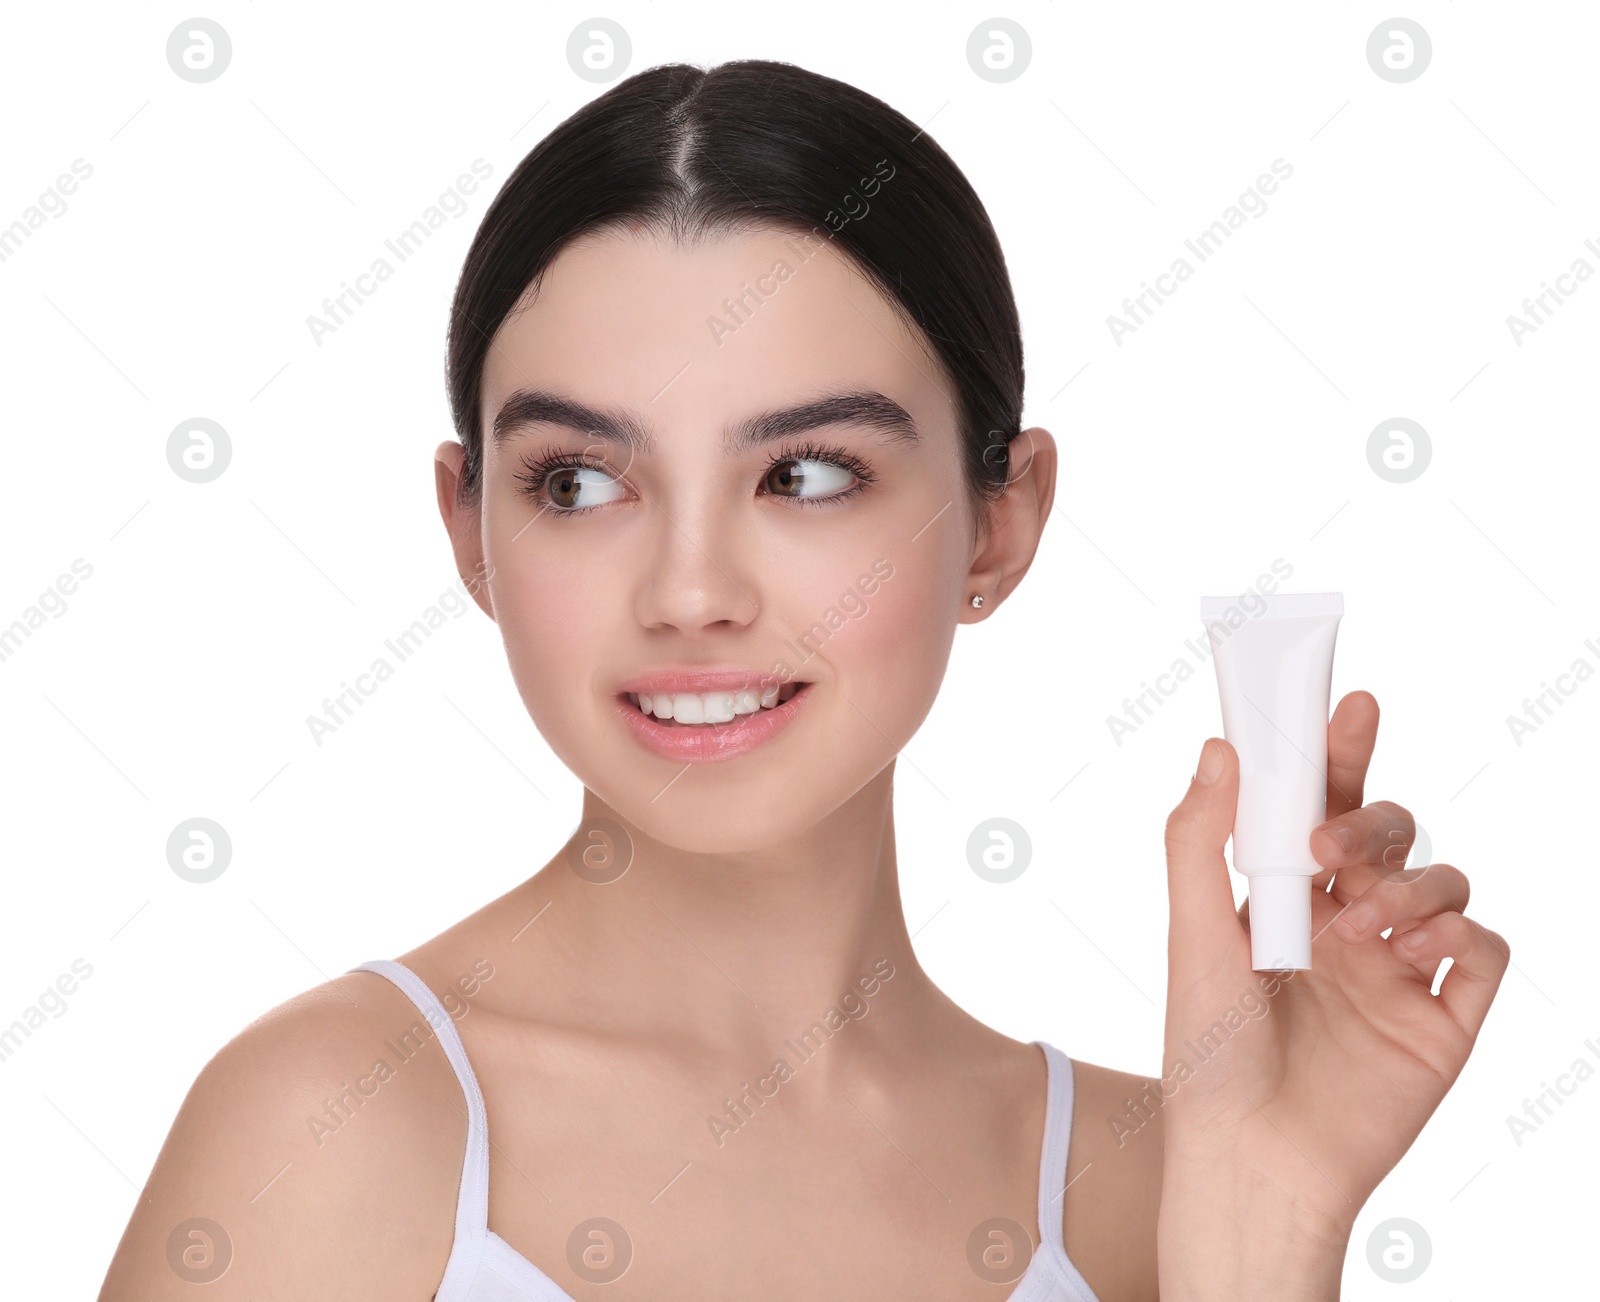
[632, 496, 760, 634]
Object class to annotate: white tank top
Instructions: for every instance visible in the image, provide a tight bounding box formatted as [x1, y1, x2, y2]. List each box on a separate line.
[351, 958, 1102, 1301]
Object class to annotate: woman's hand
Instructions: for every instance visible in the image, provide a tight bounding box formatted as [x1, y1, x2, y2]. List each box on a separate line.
[1155, 690, 1510, 1298]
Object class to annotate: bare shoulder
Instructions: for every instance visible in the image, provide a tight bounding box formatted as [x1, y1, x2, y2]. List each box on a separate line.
[1061, 1057, 1164, 1302]
[98, 969, 465, 1301]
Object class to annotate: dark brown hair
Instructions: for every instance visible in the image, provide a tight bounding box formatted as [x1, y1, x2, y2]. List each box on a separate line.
[446, 58, 1024, 525]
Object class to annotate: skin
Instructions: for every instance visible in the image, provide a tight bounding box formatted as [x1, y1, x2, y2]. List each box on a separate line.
[97, 226, 1507, 1301]
[1158, 704, 1510, 1295]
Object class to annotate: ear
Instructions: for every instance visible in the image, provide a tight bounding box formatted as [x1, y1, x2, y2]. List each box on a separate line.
[959, 427, 1057, 623]
[434, 440, 496, 621]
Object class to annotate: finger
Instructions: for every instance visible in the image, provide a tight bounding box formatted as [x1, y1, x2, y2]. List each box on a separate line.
[1331, 862, 1471, 945]
[1312, 799, 1417, 902]
[1324, 691, 1378, 818]
[1311, 692, 1380, 891]
[1375, 928, 1448, 987]
[1317, 693, 1378, 881]
[1165, 738, 1248, 971]
[1391, 913, 1512, 1036]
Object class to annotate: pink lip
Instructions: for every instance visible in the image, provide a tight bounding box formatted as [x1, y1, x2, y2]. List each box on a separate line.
[616, 682, 814, 764]
[618, 667, 801, 696]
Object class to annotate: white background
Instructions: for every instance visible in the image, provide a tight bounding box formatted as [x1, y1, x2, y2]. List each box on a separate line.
[2, 2, 1593, 1296]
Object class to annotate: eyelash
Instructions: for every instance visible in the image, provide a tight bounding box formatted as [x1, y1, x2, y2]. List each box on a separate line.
[513, 438, 877, 518]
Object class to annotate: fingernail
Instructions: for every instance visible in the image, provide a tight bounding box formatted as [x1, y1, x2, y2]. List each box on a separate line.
[1332, 825, 1355, 851]
[1395, 926, 1429, 953]
[1337, 901, 1375, 939]
[1197, 739, 1223, 785]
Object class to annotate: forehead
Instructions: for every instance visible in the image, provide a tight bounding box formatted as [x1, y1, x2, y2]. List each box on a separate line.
[480, 225, 956, 447]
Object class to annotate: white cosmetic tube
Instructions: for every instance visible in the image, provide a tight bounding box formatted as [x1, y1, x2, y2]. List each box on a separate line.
[1199, 592, 1343, 970]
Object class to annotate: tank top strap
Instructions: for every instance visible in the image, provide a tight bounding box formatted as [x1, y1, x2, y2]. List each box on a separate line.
[1029, 1040, 1076, 1260]
[349, 959, 491, 1253]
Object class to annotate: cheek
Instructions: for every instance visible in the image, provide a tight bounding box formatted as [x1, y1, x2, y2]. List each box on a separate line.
[790, 546, 962, 742]
[870, 563, 960, 712]
[482, 537, 613, 734]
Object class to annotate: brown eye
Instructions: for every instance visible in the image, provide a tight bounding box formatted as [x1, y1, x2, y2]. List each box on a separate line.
[764, 456, 857, 500]
[549, 465, 624, 511]
[547, 467, 579, 509]
[516, 450, 627, 516]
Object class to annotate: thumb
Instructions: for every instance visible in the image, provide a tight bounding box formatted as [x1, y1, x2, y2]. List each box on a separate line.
[1164, 737, 1247, 971]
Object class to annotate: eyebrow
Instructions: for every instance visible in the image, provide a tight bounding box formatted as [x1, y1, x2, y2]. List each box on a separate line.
[489, 386, 921, 455]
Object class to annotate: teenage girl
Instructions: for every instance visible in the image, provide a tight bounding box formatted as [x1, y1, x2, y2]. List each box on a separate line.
[100, 59, 1508, 1300]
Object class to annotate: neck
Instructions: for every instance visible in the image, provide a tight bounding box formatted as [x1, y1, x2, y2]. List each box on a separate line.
[508, 760, 943, 1081]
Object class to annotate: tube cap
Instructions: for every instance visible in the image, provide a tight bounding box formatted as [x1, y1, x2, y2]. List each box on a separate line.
[1248, 874, 1312, 970]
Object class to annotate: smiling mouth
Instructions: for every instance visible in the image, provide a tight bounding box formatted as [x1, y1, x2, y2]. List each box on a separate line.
[623, 681, 808, 727]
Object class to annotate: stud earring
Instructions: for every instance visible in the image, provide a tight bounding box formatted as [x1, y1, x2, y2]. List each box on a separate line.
[970, 594, 984, 609]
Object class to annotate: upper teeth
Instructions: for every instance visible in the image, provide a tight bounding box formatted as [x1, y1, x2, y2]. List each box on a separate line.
[628, 683, 799, 723]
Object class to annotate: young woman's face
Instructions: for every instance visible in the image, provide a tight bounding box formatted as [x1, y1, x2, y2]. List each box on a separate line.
[465, 225, 987, 853]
